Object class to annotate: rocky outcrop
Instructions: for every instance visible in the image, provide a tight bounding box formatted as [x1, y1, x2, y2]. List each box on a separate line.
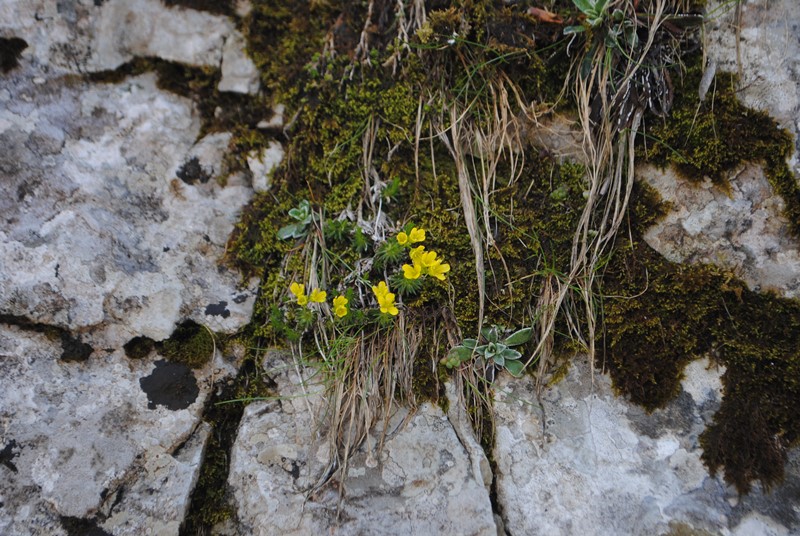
[0, 0, 258, 93]
[493, 359, 800, 535]
[0, 3, 261, 533]
[227, 351, 497, 536]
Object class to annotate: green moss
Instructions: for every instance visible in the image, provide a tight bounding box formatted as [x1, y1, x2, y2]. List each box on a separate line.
[181, 353, 275, 533]
[602, 181, 800, 493]
[162, 0, 235, 16]
[643, 52, 800, 238]
[158, 320, 215, 369]
[123, 336, 155, 360]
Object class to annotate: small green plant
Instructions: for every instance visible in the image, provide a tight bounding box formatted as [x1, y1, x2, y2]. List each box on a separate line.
[443, 325, 532, 377]
[565, 0, 612, 33]
[277, 199, 313, 240]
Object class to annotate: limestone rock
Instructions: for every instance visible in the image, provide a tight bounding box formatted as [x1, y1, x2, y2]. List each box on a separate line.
[247, 142, 284, 193]
[641, 164, 800, 298]
[0, 324, 221, 534]
[492, 360, 799, 535]
[218, 29, 260, 95]
[0, 68, 257, 350]
[227, 352, 497, 536]
[706, 0, 800, 174]
[0, 0, 253, 79]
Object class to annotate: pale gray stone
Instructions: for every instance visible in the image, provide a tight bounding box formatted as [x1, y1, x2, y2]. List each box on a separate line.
[706, 0, 800, 175]
[247, 142, 284, 193]
[641, 163, 800, 298]
[0, 70, 257, 349]
[0, 325, 217, 534]
[228, 352, 497, 536]
[218, 30, 260, 95]
[492, 360, 798, 535]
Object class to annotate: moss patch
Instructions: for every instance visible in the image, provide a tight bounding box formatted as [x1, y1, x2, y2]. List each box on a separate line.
[157, 320, 215, 369]
[0, 37, 28, 73]
[602, 182, 800, 493]
[642, 52, 800, 238]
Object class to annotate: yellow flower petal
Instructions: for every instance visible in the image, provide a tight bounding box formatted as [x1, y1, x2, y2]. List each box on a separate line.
[397, 232, 409, 245]
[372, 281, 390, 298]
[409, 227, 425, 243]
[333, 295, 348, 308]
[419, 250, 438, 268]
[428, 261, 451, 280]
[297, 294, 309, 306]
[335, 305, 348, 318]
[409, 245, 425, 264]
[289, 282, 305, 298]
[309, 288, 327, 303]
[402, 263, 422, 280]
[381, 304, 399, 316]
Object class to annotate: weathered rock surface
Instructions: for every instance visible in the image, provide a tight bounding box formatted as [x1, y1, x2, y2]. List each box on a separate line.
[0, 68, 258, 348]
[637, 0, 800, 299]
[641, 164, 800, 298]
[0, 0, 258, 94]
[0, 323, 222, 535]
[227, 352, 497, 536]
[0, 5, 263, 533]
[493, 359, 800, 535]
[706, 0, 800, 174]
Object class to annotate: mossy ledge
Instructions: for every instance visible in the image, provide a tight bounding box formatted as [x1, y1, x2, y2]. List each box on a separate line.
[602, 181, 800, 494]
[218, 0, 800, 496]
[642, 52, 800, 239]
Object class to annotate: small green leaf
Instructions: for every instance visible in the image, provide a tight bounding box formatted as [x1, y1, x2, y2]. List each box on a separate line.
[277, 224, 299, 240]
[563, 25, 586, 36]
[449, 345, 473, 362]
[474, 345, 488, 357]
[462, 338, 478, 350]
[493, 355, 505, 367]
[481, 326, 499, 343]
[500, 348, 522, 361]
[504, 359, 525, 377]
[504, 327, 532, 346]
[571, 0, 595, 15]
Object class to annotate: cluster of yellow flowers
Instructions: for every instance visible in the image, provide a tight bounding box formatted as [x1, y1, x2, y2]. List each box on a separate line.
[399, 228, 450, 281]
[290, 282, 349, 318]
[287, 227, 446, 320]
[371, 281, 398, 316]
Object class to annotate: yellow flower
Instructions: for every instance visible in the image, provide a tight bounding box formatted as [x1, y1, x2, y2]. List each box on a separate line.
[290, 282, 308, 305]
[408, 227, 425, 243]
[402, 262, 422, 280]
[409, 245, 426, 264]
[426, 259, 451, 280]
[419, 250, 439, 268]
[372, 281, 390, 298]
[371, 281, 398, 315]
[333, 295, 348, 317]
[309, 288, 327, 303]
[397, 232, 409, 245]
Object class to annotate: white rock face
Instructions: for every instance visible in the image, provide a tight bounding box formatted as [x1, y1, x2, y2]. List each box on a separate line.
[219, 29, 261, 94]
[247, 142, 284, 193]
[637, 0, 800, 298]
[0, 0, 258, 94]
[706, 0, 800, 175]
[641, 164, 800, 298]
[0, 69, 258, 349]
[0, 10, 260, 533]
[492, 360, 799, 535]
[0, 324, 220, 535]
[228, 352, 497, 536]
